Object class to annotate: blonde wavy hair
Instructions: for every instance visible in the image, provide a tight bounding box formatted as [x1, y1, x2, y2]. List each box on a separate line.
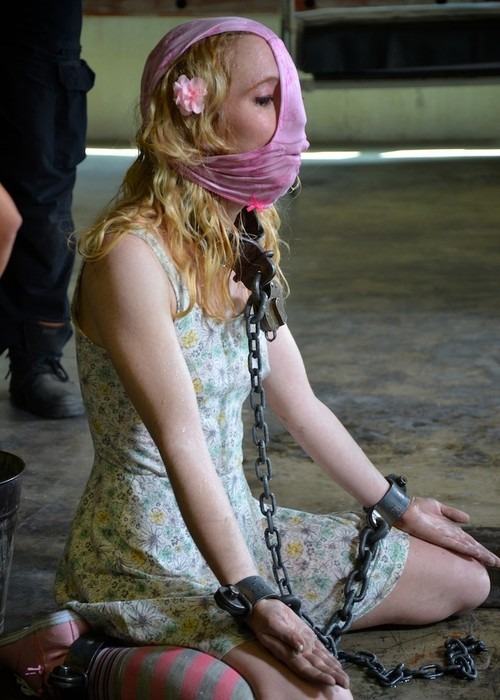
[78, 32, 288, 321]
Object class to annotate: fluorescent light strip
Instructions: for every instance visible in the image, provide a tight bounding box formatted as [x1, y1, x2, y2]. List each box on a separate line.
[86, 147, 137, 157]
[301, 151, 361, 161]
[85, 147, 363, 160]
[85, 147, 500, 162]
[381, 148, 500, 159]
[302, 148, 500, 162]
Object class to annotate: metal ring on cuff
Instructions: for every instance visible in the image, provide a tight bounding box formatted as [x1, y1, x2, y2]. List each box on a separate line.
[214, 575, 281, 619]
[364, 474, 411, 528]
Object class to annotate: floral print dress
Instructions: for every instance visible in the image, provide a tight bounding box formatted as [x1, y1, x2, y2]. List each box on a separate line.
[56, 229, 409, 658]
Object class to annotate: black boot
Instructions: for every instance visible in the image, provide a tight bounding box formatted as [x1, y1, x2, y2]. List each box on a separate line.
[8, 320, 84, 419]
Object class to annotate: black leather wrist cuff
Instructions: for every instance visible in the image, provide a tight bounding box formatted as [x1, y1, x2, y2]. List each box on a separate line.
[364, 474, 411, 528]
[214, 575, 279, 619]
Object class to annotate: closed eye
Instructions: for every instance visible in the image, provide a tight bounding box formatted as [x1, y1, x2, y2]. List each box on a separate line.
[255, 95, 274, 107]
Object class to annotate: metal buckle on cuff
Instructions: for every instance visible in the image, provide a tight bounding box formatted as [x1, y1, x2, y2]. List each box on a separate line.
[215, 576, 280, 619]
[364, 474, 411, 528]
[48, 633, 115, 700]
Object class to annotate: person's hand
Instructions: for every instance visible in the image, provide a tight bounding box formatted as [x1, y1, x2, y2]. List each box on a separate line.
[396, 496, 500, 567]
[246, 597, 350, 689]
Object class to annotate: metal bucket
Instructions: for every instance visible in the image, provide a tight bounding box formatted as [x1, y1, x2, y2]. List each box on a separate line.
[0, 451, 25, 634]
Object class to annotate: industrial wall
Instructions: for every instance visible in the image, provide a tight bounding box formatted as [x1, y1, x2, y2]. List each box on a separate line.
[82, 12, 500, 147]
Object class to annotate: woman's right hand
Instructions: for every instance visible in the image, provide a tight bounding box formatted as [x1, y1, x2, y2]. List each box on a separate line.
[246, 598, 350, 689]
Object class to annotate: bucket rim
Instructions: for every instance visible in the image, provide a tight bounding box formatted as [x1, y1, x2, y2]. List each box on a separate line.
[0, 450, 26, 482]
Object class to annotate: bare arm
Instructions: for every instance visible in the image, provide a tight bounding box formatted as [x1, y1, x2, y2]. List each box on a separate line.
[78, 234, 258, 585]
[0, 183, 22, 276]
[264, 324, 500, 568]
[264, 324, 389, 506]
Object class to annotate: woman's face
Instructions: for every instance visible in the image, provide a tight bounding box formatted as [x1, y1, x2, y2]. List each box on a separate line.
[220, 34, 281, 153]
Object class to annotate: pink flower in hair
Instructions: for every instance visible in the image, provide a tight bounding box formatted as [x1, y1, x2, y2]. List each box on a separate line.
[173, 75, 208, 116]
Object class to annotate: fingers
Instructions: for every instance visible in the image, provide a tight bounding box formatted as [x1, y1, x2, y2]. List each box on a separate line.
[457, 533, 500, 568]
[439, 502, 470, 524]
[249, 600, 350, 687]
[264, 632, 349, 688]
[400, 498, 500, 567]
[295, 641, 351, 688]
[477, 549, 500, 568]
[434, 503, 499, 566]
[445, 533, 498, 567]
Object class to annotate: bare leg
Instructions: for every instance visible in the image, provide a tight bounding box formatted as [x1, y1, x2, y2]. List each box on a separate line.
[223, 536, 490, 697]
[224, 640, 353, 700]
[351, 534, 491, 630]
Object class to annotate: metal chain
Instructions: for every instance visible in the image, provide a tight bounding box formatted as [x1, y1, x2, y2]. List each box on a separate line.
[243, 273, 486, 686]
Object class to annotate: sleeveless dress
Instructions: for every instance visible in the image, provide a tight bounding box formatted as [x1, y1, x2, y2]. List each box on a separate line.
[55, 229, 409, 659]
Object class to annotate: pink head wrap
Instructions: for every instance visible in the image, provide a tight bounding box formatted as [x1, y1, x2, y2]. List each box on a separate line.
[140, 17, 309, 211]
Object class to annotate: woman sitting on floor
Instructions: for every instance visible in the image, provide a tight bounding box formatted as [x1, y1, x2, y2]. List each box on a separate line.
[0, 16, 497, 700]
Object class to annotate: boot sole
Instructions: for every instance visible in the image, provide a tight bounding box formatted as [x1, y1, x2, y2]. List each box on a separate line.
[9, 394, 85, 419]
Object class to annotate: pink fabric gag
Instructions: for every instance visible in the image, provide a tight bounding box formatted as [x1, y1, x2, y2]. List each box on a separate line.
[140, 17, 309, 211]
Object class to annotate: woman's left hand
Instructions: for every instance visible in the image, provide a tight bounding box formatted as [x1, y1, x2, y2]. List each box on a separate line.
[396, 497, 500, 568]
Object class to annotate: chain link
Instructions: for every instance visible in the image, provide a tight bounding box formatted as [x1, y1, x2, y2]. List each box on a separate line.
[243, 274, 486, 686]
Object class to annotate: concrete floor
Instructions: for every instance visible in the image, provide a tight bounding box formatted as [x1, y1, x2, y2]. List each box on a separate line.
[0, 151, 499, 698]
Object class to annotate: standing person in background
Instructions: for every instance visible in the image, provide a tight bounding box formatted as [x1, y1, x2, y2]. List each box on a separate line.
[0, 184, 22, 277]
[0, 0, 94, 419]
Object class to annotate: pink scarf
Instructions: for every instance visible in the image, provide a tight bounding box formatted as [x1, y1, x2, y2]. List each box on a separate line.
[140, 17, 309, 211]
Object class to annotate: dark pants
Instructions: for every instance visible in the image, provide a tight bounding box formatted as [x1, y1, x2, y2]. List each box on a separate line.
[0, 48, 94, 351]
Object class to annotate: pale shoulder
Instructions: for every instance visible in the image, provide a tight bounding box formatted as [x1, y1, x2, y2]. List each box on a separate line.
[78, 232, 176, 344]
[84, 232, 172, 294]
